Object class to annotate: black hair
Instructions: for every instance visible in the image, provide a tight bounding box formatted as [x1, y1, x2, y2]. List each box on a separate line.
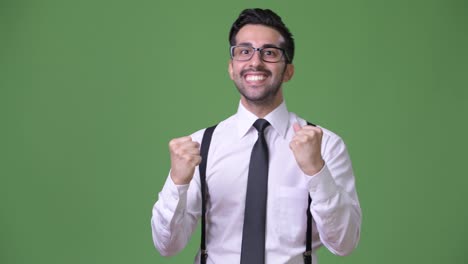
[229, 8, 295, 64]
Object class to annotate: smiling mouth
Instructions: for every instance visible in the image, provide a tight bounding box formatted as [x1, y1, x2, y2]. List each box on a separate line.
[245, 74, 267, 81]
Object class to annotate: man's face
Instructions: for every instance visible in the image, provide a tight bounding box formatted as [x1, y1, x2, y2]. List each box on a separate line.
[228, 24, 294, 105]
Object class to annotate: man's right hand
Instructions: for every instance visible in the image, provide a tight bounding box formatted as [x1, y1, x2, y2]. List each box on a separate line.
[169, 136, 201, 185]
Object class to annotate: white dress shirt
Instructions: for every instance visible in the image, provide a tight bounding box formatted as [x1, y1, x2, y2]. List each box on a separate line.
[151, 101, 361, 264]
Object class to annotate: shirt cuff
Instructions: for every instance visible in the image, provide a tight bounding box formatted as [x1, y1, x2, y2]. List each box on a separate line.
[304, 164, 339, 202]
[160, 175, 190, 212]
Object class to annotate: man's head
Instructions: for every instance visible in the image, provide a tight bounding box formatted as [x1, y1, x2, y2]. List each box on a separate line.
[229, 8, 294, 64]
[228, 9, 295, 112]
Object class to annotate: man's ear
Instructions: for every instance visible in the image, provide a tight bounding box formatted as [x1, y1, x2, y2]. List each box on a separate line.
[228, 60, 234, 80]
[282, 63, 294, 82]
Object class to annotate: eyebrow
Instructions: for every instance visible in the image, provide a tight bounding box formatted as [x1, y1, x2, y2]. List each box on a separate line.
[236, 42, 283, 48]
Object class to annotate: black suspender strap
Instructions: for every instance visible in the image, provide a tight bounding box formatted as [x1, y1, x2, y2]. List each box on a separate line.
[304, 194, 313, 264]
[199, 125, 217, 264]
[303, 121, 316, 264]
[199, 121, 315, 264]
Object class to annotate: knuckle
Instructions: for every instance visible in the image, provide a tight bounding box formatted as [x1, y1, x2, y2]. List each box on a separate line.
[169, 139, 177, 149]
[186, 155, 201, 166]
[174, 149, 182, 157]
[181, 155, 193, 164]
[309, 130, 320, 138]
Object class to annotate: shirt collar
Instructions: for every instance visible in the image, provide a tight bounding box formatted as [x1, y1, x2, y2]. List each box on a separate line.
[235, 101, 290, 139]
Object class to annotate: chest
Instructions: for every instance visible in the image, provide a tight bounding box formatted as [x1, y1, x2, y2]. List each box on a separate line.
[205, 134, 309, 211]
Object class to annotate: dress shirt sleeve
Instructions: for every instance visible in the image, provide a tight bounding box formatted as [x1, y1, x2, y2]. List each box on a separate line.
[151, 172, 202, 256]
[306, 131, 362, 256]
[151, 131, 204, 256]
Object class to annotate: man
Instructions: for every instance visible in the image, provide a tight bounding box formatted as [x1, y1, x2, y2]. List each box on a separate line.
[151, 8, 361, 264]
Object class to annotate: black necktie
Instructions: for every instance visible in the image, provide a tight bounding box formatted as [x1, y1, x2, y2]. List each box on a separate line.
[240, 119, 270, 264]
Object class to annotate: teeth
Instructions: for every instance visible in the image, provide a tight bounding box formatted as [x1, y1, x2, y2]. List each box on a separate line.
[246, 75, 266, 81]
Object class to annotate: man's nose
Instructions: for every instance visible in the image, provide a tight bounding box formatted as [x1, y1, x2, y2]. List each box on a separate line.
[249, 50, 264, 67]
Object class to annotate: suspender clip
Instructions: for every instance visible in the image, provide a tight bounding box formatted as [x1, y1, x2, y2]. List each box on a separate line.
[303, 250, 312, 263]
[200, 249, 208, 264]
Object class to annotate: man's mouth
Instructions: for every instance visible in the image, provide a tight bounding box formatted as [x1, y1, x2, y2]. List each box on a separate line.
[245, 74, 267, 82]
[243, 69, 270, 84]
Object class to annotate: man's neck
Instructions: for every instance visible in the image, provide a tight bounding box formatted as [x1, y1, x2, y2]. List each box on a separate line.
[240, 96, 283, 118]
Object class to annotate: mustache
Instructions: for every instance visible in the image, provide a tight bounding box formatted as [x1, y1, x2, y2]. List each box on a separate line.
[240, 67, 272, 76]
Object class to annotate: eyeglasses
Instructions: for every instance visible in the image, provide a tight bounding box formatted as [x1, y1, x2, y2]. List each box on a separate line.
[230, 45, 288, 63]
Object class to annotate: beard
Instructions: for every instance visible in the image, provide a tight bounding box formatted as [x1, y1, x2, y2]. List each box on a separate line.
[233, 66, 285, 105]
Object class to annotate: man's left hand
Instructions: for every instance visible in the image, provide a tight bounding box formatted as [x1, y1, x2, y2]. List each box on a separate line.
[289, 122, 325, 176]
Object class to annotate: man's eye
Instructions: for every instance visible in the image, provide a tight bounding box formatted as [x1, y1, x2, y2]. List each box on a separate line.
[263, 49, 277, 57]
[240, 49, 251, 55]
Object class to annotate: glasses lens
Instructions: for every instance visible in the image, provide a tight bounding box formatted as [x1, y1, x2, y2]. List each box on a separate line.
[261, 48, 283, 62]
[232, 46, 254, 61]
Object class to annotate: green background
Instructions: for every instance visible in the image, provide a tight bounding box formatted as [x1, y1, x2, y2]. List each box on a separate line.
[1, 0, 467, 263]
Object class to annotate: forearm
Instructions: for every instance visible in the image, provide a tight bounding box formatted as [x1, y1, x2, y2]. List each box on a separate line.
[307, 137, 362, 256]
[151, 176, 199, 256]
[309, 168, 361, 256]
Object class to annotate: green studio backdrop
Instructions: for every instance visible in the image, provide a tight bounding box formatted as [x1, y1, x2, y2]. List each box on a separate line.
[1, 0, 467, 263]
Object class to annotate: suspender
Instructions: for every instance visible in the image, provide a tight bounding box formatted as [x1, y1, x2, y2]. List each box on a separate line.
[199, 122, 316, 264]
[199, 125, 217, 264]
[303, 121, 315, 264]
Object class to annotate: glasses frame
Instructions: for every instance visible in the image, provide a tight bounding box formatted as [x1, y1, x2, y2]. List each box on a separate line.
[230, 45, 289, 63]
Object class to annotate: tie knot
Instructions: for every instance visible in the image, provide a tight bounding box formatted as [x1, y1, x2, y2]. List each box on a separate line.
[253, 119, 270, 133]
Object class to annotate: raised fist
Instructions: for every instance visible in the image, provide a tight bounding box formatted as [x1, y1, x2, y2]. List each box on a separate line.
[169, 136, 202, 185]
[289, 123, 325, 176]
